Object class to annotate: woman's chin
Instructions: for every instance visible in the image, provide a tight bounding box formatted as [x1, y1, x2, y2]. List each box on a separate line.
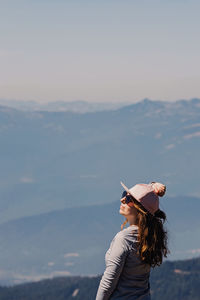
[119, 209, 125, 216]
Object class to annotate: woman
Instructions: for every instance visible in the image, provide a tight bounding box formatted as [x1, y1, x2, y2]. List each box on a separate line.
[95, 181, 169, 300]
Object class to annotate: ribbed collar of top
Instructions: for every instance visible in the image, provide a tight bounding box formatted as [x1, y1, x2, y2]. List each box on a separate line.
[126, 224, 138, 230]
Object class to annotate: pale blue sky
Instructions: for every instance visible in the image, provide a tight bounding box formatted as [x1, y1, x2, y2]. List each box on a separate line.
[0, 0, 200, 103]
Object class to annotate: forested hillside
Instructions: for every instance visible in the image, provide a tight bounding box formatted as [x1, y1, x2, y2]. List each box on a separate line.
[0, 257, 199, 300]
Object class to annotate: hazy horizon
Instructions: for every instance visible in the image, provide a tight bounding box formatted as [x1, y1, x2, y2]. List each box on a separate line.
[0, 97, 199, 105]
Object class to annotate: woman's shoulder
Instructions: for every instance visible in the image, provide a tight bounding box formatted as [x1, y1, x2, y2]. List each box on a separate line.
[113, 225, 138, 245]
[120, 225, 138, 236]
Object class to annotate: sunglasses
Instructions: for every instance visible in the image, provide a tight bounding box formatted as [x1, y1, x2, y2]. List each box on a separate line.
[121, 191, 135, 207]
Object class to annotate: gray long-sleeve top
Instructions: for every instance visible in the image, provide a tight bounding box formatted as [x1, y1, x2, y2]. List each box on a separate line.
[96, 225, 151, 300]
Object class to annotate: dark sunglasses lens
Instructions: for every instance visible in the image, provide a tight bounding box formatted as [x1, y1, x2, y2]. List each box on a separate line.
[126, 195, 133, 204]
[121, 191, 133, 204]
[121, 190, 127, 198]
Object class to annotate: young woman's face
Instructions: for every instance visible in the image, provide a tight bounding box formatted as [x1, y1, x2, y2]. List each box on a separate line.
[119, 193, 138, 218]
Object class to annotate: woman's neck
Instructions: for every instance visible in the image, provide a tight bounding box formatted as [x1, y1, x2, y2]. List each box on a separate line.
[127, 215, 138, 226]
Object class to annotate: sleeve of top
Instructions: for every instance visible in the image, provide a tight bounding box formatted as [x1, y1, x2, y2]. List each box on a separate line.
[95, 232, 128, 300]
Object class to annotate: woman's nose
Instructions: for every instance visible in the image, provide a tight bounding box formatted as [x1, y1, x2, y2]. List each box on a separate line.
[120, 197, 126, 204]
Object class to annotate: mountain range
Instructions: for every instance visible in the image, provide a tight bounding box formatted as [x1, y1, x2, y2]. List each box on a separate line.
[0, 98, 200, 284]
[0, 98, 200, 223]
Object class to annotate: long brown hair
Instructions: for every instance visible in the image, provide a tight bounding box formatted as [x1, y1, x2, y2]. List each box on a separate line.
[121, 199, 169, 267]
